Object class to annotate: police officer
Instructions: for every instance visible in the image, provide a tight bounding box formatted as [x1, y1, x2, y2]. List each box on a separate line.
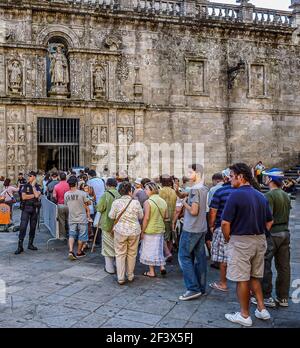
[15, 171, 41, 255]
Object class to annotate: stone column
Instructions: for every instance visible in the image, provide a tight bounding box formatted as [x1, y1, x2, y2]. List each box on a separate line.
[0, 106, 6, 176]
[26, 106, 36, 171]
[0, 50, 5, 97]
[108, 109, 117, 174]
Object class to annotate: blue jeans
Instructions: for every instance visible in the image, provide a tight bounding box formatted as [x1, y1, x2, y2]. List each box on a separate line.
[178, 230, 207, 293]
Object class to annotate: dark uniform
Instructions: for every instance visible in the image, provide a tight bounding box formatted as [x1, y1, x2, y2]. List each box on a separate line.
[15, 181, 41, 254]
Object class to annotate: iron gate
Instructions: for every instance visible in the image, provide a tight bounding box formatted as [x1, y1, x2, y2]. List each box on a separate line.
[37, 118, 80, 171]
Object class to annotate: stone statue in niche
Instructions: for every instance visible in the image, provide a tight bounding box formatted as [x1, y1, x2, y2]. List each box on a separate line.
[18, 126, 25, 142]
[49, 44, 69, 97]
[100, 127, 108, 143]
[91, 127, 98, 144]
[18, 146, 26, 163]
[118, 128, 126, 145]
[7, 126, 15, 143]
[8, 60, 22, 94]
[127, 128, 134, 145]
[93, 65, 106, 99]
[7, 146, 15, 163]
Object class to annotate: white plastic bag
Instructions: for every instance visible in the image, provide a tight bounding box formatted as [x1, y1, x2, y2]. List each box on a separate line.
[93, 212, 101, 228]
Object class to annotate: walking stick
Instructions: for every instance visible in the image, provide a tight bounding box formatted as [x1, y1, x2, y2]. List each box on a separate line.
[91, 218, 101, 253]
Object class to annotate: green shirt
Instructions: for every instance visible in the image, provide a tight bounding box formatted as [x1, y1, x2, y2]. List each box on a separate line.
[265, 188, 291, 233]
[97, 189, 121, 232]
[145, 194, 167, 234]
[159, 187, 177, 223]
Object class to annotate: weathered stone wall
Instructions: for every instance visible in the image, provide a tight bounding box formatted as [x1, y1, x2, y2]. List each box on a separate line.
[0, 0, 300, 180]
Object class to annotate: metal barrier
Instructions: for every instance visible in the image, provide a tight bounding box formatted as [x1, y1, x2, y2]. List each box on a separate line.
[41, 195, 62, 249]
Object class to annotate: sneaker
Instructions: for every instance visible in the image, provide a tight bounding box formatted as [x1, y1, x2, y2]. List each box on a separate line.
[68, 252, 77, 261]
[179, 291, 202, 301]
[255, 308, 271, 320]
[225, 312, 253, 327]
[251, 296, 276, 308]
[275, 298, 289, 307]
[76, 251, 86, 258]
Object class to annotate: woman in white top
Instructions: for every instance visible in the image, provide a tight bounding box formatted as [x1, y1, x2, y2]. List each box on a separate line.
[109, 181, 144, 285]
[1, 178, 19, 218]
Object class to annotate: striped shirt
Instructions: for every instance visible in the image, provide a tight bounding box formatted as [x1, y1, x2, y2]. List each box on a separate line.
[209, 183, 235, 228]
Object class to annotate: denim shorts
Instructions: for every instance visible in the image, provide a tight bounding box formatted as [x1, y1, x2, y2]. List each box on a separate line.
[69, 223, 88, 242]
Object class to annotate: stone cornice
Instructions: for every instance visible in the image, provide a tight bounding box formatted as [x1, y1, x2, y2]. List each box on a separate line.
[1, 97, 300, 116]
[0, 0, 295, 37]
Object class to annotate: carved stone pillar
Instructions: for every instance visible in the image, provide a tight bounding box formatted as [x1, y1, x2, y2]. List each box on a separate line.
[108, 109, 117, 174]
[0, 107, 6, 176]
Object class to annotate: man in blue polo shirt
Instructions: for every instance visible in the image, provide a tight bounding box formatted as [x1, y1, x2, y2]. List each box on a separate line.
[221, 163, 273, 327]
[208, 168, 235, 292]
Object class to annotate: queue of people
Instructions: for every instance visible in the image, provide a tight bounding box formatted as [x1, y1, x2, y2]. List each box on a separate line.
[0, 161, 294, 327]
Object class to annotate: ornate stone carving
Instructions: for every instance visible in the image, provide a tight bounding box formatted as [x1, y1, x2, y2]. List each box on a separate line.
[104, 35, 121, 51]
[18, 146, 26, 163]
[118, 127, 126, 144]
[116, 55, 129, 81]
[7, 126, 15, 143]
[49, 44, 69, 98]
[100, 127, 108, 143]
[7, 60, 23, 95]
[127, 128, 134, 145]
[18, 125, 26, 143]
[7, 146, 15, 163]
[93, 65, 106, 99]
[91, 126, 98, 144]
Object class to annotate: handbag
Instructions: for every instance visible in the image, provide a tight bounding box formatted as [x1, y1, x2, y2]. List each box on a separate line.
[110, 198, 133, 235]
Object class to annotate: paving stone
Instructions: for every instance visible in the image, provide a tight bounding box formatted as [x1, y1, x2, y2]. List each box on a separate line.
[95, 305, 122, 317]
[160, 302, 200, 321]
[71, 313, 110, 328]
[116, 309, 162, 326]
[124, 295, 176, 316]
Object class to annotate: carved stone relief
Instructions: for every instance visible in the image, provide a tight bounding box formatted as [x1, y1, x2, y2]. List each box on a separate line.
[92, 64, 107, 100]
[7, 145, 15, 163]
[18, 125, 26, 142]
[185, 57, 208, 96]
[7, 126, 15, 143]
[7, 59, 23, 95]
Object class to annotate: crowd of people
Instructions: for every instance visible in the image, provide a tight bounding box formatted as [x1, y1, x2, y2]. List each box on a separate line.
[0, 162, 295, 327]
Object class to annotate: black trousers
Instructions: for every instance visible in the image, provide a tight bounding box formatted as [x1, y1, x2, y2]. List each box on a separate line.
[19, 207, 38, 241]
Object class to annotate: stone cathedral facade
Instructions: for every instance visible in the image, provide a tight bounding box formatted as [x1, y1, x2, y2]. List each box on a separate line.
[1, 0, 300, 179]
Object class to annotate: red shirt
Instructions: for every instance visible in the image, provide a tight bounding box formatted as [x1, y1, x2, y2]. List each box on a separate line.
[53, 181, 70, 204]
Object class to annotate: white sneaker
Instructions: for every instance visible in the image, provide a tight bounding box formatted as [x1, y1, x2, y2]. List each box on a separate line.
[255, 308, 271, 320]
[225, 312, 253, 327]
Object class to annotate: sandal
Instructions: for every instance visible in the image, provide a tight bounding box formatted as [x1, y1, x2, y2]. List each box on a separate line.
[143, 271, 156, 278]
[209, 282, 229, 292]
[160, 269, 167, 276]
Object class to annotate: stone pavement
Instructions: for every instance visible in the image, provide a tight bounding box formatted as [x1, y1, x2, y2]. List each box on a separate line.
[0, 198, 300, 329]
